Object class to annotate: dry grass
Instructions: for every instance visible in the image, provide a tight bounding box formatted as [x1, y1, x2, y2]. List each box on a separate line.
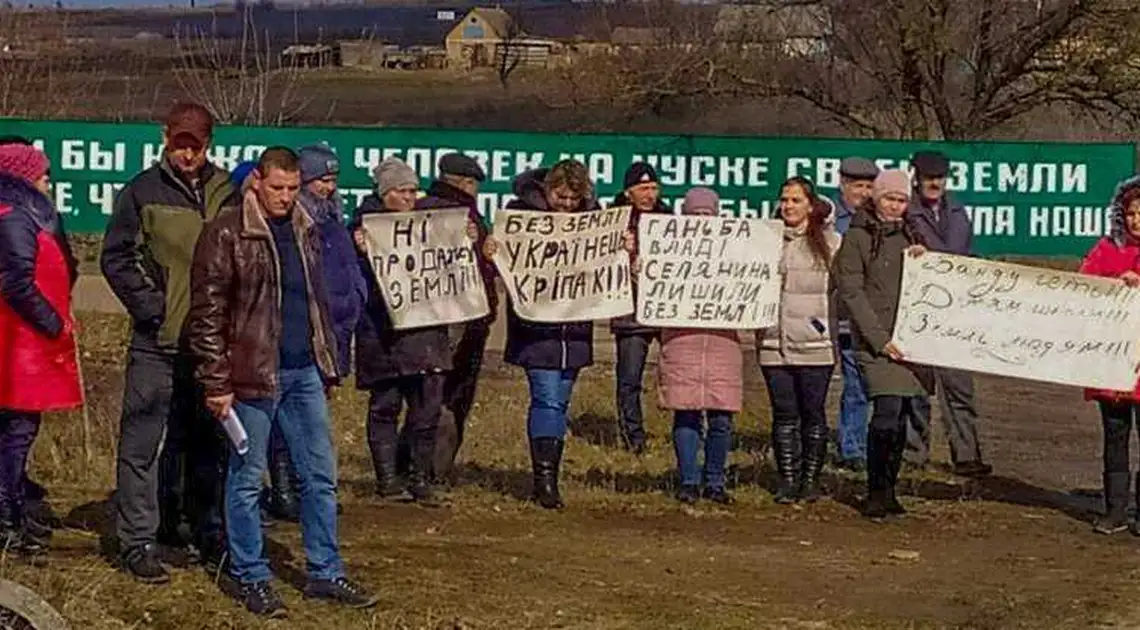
[6, 310, 1140, 629]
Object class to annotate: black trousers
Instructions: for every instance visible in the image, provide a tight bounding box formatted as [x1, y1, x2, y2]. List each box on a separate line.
[369, 374, 446, 478]
[115, 345, 225, 553]
[1099, 401, 1140, 474]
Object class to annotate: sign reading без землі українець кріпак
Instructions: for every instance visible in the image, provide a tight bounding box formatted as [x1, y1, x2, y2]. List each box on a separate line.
[635, 214, 784, 329]
[890, 252, 1140, 390]
[492, 206, 633, 322]
[362, 207, 489, 330]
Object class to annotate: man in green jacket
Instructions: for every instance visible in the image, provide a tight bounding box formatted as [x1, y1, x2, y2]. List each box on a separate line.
[100, 102, 238, 583]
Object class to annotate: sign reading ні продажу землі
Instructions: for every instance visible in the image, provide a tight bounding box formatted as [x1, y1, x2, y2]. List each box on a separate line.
[362, 208, 489, 330]
[4, 119, 1132, 257]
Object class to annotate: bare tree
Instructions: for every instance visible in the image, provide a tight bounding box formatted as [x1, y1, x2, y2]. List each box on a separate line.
[777, 0, 1140, 139]
[543, 0, 1140, 139]
[173, 6, 310, 126]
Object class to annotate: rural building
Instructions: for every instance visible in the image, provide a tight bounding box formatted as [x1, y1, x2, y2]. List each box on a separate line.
[280, 43, 340, 68]
[609, 27, 669, 49]
[714, 2, 831, 57]
[445, 7, 555, 70]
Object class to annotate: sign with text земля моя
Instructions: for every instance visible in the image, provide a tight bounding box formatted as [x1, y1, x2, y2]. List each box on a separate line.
[890, 253, 1140, 390]
[3, 118, 1132, 258]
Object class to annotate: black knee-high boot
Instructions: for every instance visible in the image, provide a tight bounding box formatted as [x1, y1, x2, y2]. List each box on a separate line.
[530, 438, 565, 510]
[771, 417, 800, 504]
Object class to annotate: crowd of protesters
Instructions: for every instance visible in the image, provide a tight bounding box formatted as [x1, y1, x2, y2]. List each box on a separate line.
[18, 100, 1140, 620]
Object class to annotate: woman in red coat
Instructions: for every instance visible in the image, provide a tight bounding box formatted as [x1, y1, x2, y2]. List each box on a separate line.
[1080, 174, 1140, 536]
[0, 142, 82, 558]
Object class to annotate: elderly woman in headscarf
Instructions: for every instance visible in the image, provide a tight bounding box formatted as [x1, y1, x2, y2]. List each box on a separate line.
[1078, 175, 1140, 535]
[655, 187, 745, 506]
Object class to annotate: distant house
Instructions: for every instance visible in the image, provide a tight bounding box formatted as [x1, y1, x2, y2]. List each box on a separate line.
[281, 43, 341, 68]
[713, 2, 831, 57]
[610, 27, 670, 49]
[445, 7, 555, 70]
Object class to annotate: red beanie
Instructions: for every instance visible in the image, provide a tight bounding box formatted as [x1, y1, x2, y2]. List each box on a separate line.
[0, 144, 49, 185]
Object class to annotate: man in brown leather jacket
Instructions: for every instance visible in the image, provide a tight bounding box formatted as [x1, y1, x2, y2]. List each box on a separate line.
[186, 147, 376, 618]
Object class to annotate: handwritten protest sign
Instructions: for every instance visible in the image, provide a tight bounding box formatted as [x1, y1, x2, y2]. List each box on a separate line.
[492, 206, 634, 322]
[890, 252, 1140, 390]
[363, 208, 489, 330]
[636, 215, 784, 329]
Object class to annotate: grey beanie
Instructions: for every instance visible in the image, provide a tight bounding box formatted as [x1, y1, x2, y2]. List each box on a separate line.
[372, 157, 419, 195]
[298, 143, 339, 183]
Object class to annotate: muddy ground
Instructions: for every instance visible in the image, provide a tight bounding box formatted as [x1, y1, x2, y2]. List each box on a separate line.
[5, 311, 1139, 630]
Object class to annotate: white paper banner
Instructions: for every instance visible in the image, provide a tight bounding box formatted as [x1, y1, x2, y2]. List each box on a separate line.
[636, 215, 785, 329]
[363, 208, 489, 330]
[492, 206, 634, 322]
[890, 252, 1140, 390]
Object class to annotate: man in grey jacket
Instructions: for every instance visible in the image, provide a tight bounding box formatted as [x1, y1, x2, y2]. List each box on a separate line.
[904, 150, 992, 478]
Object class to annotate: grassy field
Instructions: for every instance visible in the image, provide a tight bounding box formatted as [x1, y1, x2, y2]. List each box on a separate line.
[4, 310, 1140, 629]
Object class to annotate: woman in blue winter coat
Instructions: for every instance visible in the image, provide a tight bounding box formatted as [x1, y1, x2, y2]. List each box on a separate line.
[483, 159, 603, 509]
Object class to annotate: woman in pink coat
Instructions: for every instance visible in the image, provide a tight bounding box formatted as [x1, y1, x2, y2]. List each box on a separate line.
[1079, 174, 1140, 535]
[657, 187, 744, 505]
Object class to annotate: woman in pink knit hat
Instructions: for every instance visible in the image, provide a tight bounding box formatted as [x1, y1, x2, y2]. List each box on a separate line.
[0, 142, 83, 559]
[833, 169, 933, 521]
[656, 187, 745, 505]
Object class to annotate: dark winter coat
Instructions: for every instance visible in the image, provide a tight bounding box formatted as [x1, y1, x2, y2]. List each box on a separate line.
[100, 158, 238, 351]
[905, 194, 973, 256]
[0, 173, 83, 411]
[833, 210, 934, 397]
[502, 168, 597, 371]
[415, 179, 498, 318]
[300, 188, 366, 377]
[352, 199, 453, 388]
[609, 191, 670, 336]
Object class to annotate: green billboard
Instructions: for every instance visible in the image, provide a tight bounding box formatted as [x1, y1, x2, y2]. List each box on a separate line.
[1, 119, 1133, 256]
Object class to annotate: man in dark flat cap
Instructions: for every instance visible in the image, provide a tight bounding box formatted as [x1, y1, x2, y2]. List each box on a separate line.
[905, 150, 992, 479]
[832, 157, 880, 472]
[396, 152, 494, 485]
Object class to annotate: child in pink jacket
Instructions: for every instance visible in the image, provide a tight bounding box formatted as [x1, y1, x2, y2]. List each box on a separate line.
[656, 187, 745, 505]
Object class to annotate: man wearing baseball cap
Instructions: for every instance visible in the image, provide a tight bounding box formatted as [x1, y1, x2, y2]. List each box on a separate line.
[610, 161, 670, 454]
[832, 157, 879, 472]
[101, 102, 239, 583]
[905, 150, 992, 478]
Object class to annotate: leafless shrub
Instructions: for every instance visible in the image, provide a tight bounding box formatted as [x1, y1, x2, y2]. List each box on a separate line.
[172, 6, 309, 126]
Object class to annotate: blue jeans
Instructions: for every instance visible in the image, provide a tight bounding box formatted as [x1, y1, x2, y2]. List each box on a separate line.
[525, 369, 578, 440]
[226, 366, 343, 585]
[837, 342, 869, 461]
[615, 333, 654, 446]
[672, 410, 734, 489]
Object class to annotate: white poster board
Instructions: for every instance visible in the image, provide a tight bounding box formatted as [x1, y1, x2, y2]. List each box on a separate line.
[492, 206, 634, 322]
[890, 252, 1140, 390]
[362, 208, 489, 330]
[635, 215, 785, 329]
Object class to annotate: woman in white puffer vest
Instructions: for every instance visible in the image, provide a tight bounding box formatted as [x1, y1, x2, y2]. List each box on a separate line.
[757, 176, 842, 504]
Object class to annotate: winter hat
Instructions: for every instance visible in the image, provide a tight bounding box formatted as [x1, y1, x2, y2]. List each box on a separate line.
[623, 162, 659, 189]
[372, 157, 419, 195]
[298, 143, 340, 183]
[872, 170, 912, 202]
[231, 160, 257, 188]
[682, 187, 720, 216]
[1109, 174, 1140, 246]
[0, 143, 49, 185]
